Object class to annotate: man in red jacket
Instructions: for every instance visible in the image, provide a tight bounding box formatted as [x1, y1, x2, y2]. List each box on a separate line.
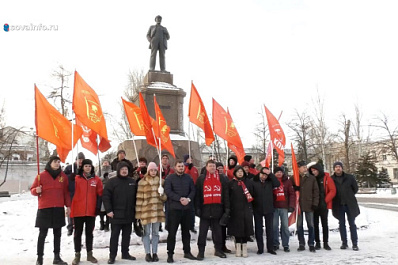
[31, 156, 71, 265]
[70, 159, 103, 265]
[308, 163, 336, 251]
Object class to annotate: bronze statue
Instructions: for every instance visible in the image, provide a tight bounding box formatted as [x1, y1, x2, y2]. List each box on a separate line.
[147, 15, 170, 72]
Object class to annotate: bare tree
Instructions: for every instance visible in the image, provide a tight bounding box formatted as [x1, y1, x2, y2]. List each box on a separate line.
[125, 69, 145, 101]
[48, 65, 72, 118]
[287, 109, 313, 162]
[336, 114, 353, 173]
[373, 113, 398, 162]
[252, 110, 269, 161]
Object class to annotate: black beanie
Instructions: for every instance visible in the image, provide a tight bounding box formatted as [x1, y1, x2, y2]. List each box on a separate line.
[48, 156, 61, 164]
[244, 155, 252, 162]
[117, 149, 126, 156]
[297, 160, 307, 168]
[216, 162, 224, 168]
[82, 159, 93, 167]
[274, 167, 284, 173]
[333, 161, 343, 169]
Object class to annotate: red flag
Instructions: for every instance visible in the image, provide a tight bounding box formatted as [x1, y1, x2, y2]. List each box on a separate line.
[154, 95, 175, 157]
[76, 117, 98, 155]
[288, 192, 301, 226]
[212, 99, 245, 163]
[291, 143, 300, 186]
[35, 85, 82, 162]
[264, 105, 286, 166]
[265, 142, 272, 168]
[139, 93, 158, 147]
[122, 98, 146, 136]
[188, 83, 214, 146]
[72, 71, 111, 152]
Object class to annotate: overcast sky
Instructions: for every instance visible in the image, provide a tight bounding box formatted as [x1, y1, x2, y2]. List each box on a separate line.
[1, 0, 398, 158]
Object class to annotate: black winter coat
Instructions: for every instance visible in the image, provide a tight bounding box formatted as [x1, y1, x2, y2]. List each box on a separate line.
[195, 174, 230, 219]
[227, 178, 254, 238]
[164, 173, 195, 211]
[102, 176, 137, 224]
[331, 172, 360, 219]
[251, 173, 280, 215]
[110, 158, 134, 172]
[64, 162, 79, 199]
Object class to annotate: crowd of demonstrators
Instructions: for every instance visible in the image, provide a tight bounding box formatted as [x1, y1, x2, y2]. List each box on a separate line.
[32, 150, 362, 264]
[135, 162, 167, 262]
[70, 159, 103, 265]
[31, 156, 71, 265]
[97, 160, 112, 231]
[251, 167, 280, 255]
[64, 152, 85, 236]
[195, 160, 230, 260]
[308, 162, 336, 251]
[273, 167, 296, 252]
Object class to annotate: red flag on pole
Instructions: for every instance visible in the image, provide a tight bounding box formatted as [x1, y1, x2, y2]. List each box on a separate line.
[35, 85, 82, 162]
[139, 93, 158, 147]
[288, 144, 301, 226]
[72, 71, 111, 152]
[154, 95, 175, 157]
[76, 117, 98, 155]
[188, 82, 214, 146]
[122, 98, 146, 136]
[212, 99, 245, 163]
[264, 105, 286, 166]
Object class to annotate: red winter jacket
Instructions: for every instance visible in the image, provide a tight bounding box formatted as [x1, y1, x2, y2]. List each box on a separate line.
[324, 172, 336, 209]
[185, 165, 199, 184]
[70, 174, 103, 218]
[273, 175, 296, 209]
[31, 170, 71, 209]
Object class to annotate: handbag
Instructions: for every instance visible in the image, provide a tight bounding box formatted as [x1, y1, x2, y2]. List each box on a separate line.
[134, 219, 144, 237]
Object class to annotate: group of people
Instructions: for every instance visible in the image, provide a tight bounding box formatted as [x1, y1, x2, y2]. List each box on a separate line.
[31, 151, 361, 265]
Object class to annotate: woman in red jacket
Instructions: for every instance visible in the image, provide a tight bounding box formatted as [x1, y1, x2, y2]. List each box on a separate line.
[31, 156, 71, 265]
[70, 159, 103, 265]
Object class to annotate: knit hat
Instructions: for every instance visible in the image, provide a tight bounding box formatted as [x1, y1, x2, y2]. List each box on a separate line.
[117, 149, 126, 156]
[216, 162, 224, 168]
[333, 161, 343, 169]
[147, 162, 158, 171]
[244, 155, 252, 162]
[48, 155, 61, 164]
[297, 160, 307, 168]
[117, 161, 130, 175]
[274, 166, 284, 173]
[241, 161, 250, 167]
[183, 154, 190, 163]
[76, 152, 85, 160]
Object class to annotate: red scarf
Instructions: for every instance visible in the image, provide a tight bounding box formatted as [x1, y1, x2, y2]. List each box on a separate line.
[233, 177, 253, 203]
[203, 171, 222, 205]
[273, 178, 285, 202]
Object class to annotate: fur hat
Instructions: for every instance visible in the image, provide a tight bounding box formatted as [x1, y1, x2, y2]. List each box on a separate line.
[81, 159, 94, 175]
[147, 162, 158, 171]
[333, 161, 343, 169]
[244, 155, 252, 162]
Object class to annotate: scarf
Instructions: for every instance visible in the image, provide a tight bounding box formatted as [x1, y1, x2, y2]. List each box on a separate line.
[203, 171, 222, 205]
[233, 177, 253, 203]
[273, 178, 286, 202]
[45, 164, 62, 180]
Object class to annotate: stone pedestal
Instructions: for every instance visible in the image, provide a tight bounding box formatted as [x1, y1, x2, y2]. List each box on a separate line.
[120, 70, 201, 165]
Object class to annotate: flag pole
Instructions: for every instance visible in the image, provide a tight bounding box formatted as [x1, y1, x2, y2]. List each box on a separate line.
[188, 122, 191, 159]
[132, 135, 140, 166]
[271, 141, 274, 173]
[35, 134, 40, 175]
[225, 140, 228, 169]
[71, 113, 75, 174]
[96, 135, 101, 177]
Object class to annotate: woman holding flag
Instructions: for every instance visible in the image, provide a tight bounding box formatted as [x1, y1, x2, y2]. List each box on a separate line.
[31, 156, 71, 265]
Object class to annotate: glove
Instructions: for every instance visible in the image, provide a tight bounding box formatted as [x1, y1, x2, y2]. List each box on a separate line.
[219, 212, 230, 226]
[312, 205, 318, 211]
[293, 186, 300, 192]
[158, 186, 164, 195]
[95, 208, 101, 216]
[288, 207, 294, 213]
[188, 163, 193, 170]
[132, 166, 139, 172]
[141, 167, 147, 175]
[161, 171, 166, 178]
[103, 172, 109, 179]
[195, 209, 201, 217]
[134, 219, 144, 237]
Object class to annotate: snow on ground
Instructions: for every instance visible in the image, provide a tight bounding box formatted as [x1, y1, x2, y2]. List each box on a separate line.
[1, 192, 398, 265]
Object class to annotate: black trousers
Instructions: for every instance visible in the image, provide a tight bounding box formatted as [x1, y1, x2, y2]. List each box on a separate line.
[314, 207, 329, 243]
[221, 225, 227, 248]
[37, 227, 61, 256]
[74, 216, 95, 252]
[197, 217, 222, 252]
[110, 223, 133, 258]
[254, 212, 274, 252]
[167, 209, 191, 255]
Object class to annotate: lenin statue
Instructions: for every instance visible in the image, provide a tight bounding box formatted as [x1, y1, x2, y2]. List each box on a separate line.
[147, 15, 170, 72]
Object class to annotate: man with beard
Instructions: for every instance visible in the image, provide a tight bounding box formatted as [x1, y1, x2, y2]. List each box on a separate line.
[164, 160, 196, 263]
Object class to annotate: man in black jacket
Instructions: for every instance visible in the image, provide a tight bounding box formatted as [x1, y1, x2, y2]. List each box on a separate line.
[331, 162, 360, 251]
[164, 160, 196, 263]
[251, 167, 280, 255]
[110, 150, 134, 174]
[195, 160, 230, 260]
[103, 162, 138, 264]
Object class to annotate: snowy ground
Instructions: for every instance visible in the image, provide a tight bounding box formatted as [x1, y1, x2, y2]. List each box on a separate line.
[0, 192, 397, 265]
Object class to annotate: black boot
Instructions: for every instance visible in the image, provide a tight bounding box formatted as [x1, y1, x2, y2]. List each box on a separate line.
[36, 256, 43, 265]
[107, 256, 115, 264]
[53, 253, 68, 265]
[167, 254, 174, 263]
[152, 253, 159, 262]
[197, 251, 204, 261]
[222, 246, 232, 253]
[324, 243, 332, 250]
[145, 254, 153, 262]
[100, 221, 105, 231]
[315, 242, 321, 250]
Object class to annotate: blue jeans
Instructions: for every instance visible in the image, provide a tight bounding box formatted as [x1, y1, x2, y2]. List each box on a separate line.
[142, 222, 160, 254]
[273, 208, 290, 248]
[297, 211, 315, 247]
[338, 205, 358, 245]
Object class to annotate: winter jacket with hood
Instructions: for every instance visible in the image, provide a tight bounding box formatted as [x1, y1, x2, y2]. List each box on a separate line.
[226, 155, 238, 180]
[308, 164, 336, 210]
[70, 167, 103, 218]
[273, 174, 296, 209]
